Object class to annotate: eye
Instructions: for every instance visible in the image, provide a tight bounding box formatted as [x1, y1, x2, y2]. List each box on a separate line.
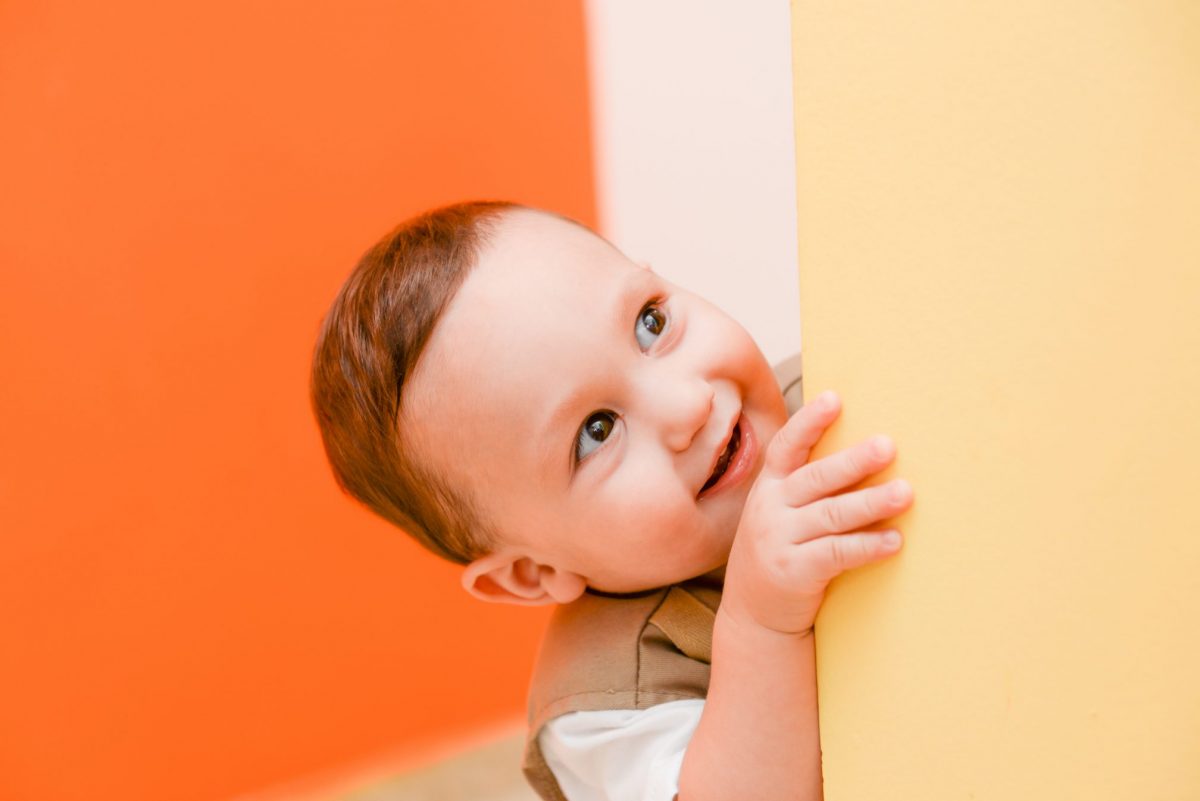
[574, 410, 617, 463]
[635, 301, 668, 350]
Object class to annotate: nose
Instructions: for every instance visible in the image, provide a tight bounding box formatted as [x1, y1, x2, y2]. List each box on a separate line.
[641, 372, 715, 453]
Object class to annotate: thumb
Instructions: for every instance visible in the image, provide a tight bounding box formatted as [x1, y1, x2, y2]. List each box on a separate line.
[763, 390, 841, 478]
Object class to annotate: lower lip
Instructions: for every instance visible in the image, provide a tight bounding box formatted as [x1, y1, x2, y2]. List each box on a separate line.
[698, 413, 756, 500]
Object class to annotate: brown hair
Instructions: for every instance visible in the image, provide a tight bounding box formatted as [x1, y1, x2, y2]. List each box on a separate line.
[309, 200, 517, 564]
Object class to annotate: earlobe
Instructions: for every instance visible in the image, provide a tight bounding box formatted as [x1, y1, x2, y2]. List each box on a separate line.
[461, 552, 587, 606]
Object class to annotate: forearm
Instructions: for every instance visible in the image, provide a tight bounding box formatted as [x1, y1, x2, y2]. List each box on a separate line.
[676, 610, 822, 801]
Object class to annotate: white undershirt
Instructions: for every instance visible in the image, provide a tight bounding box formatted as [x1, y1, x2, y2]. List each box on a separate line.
[537, 698, 706, 801]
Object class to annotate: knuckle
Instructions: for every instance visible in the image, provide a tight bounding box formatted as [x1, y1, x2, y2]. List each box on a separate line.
[862, 488, 884, 518]
[805, 458, 830, 491]
[769, 548, 798, 580]
[783, 410, 809, 437]
[768, 425, 789, 452]
[818, 500, 843, 534]
[841, 448, 863, 479]
[856, 536, 875, 564]
[828, 539, 849, 574]
[766, 427, 796, 464]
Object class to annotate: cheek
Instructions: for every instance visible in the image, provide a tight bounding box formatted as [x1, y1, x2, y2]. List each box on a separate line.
[610, 449, 696, 506]
[599, 473, 700, 540]
[756, 368, 790, 428]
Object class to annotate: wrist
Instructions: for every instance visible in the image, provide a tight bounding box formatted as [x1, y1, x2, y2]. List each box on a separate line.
[714, 605, 815, 647]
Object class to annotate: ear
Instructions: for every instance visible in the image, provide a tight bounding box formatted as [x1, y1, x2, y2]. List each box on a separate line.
[461, 551, 587, 606]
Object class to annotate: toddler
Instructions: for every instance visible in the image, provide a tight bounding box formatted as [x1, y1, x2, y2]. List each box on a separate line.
[310, 201, 914, 801]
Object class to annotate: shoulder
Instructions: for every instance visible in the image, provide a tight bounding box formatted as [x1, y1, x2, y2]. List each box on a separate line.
[522, 581, 719, 801]
[527, 576, 722, 730]
[526, 588, 678, 727]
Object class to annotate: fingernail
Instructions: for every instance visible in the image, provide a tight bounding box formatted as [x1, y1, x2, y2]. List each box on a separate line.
[818, 390, 838, 409]
[882, 531, 902, 548]
[871, 435, 893, 458]
[891, 479, 911, 502]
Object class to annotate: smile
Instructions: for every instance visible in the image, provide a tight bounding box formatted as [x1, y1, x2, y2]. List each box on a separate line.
[700, 423, 740, 494]
[697, 413, 754, 500]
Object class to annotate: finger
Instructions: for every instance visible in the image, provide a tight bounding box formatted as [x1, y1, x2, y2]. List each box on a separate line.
[794, 479, 913, 542]
[763, 390, 841, 478]
[795, 529, 903, 584]
[784, 434, 896, 508]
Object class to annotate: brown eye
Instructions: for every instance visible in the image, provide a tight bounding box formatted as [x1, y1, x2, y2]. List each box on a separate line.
[575, 411, 616, 462]
[635, 303, 667, 349]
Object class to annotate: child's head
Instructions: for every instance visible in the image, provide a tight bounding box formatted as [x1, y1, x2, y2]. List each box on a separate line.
[312, 203, 788, 604]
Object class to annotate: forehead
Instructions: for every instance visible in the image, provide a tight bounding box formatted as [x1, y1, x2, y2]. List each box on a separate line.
[401, 209, 647, 476]
[463, 209, 629, 311]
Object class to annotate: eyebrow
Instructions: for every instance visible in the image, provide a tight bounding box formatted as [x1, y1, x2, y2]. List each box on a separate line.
[537, 269, 657, 484]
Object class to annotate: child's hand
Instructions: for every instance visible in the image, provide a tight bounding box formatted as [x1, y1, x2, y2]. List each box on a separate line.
[721, 390, 913, 637]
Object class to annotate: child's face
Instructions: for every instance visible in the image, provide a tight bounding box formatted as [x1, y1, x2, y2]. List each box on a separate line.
[403, 209, 789, 594]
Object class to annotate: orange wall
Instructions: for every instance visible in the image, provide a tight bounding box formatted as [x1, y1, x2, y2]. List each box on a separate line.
[0, 3, 593, 800]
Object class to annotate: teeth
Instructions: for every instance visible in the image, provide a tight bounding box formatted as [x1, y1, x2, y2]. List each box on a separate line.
[700, 423, 741, 494]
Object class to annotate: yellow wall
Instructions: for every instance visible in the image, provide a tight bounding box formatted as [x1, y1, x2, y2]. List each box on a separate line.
[790, 2, 1200, 797]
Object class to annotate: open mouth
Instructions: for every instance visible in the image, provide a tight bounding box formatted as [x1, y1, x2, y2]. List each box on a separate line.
[699, 422, 741, 495]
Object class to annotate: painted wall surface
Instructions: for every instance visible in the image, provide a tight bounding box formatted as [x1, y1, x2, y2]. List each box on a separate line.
[0, 3, 592, 800]
[791, 1, 1199, 798]
[584, 0, 801, 366]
